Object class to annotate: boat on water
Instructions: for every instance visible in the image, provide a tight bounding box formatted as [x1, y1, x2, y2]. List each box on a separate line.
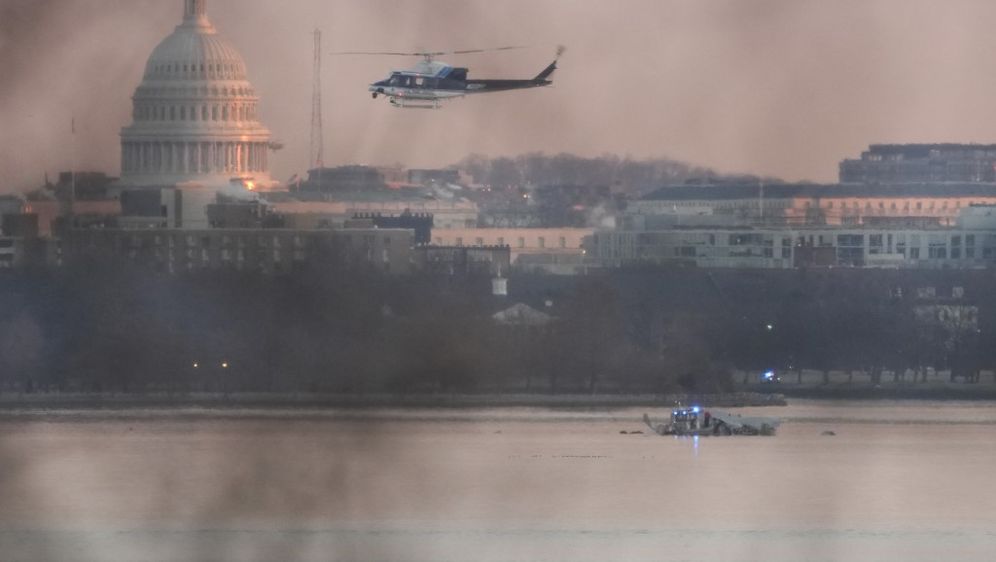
[643, 405, 780, 436]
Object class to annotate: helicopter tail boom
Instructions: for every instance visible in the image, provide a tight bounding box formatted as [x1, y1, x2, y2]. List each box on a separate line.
[462, 59, 559, 94]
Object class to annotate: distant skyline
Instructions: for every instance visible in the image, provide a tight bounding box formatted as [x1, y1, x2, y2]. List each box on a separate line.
[5, 0, 996, 193]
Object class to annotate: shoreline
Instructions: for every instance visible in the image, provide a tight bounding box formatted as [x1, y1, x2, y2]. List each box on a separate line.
[0, 392, 786, 411]
[749, 384, 996, 401]
[2, 386, 995, 412]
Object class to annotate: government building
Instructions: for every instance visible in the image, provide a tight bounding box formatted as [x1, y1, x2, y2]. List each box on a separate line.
[117, 0, 278, 230]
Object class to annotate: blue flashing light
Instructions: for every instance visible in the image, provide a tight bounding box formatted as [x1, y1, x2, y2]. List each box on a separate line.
[763, 370, 775, 380]
[692, 406, 700, 413]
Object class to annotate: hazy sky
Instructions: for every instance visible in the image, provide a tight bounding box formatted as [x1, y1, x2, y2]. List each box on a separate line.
[4, 0, 996, 193]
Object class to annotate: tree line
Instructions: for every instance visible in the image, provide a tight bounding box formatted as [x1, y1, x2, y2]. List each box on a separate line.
[1, 262, 995, 396]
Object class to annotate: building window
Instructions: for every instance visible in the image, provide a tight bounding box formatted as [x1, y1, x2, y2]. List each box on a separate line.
[928, 245, 947, 259]
[559, 237, 567, 248]
[518, 237, 525, 248]
[538, 237, 546, 249]
[869, 234, 883, 255]
[837, 234, 864, 247]
[455, 237, 463, 246]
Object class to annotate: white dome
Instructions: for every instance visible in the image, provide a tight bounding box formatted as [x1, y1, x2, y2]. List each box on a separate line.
[144, 20, 248, 82]
[120, 0, 278, 191]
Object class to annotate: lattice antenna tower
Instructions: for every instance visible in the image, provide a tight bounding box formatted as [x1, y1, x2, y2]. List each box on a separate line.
[310, 28, 325, 170]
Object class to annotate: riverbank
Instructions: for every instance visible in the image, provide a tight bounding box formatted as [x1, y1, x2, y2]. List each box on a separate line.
[0, 392, 786, 411]
[748, 383, 996, 401]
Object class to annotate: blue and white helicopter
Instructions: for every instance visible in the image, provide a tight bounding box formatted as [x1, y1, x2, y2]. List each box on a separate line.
[335, 46, 564, 109]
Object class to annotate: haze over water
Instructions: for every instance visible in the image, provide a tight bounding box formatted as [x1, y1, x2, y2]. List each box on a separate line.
[0, 400, 994, 561]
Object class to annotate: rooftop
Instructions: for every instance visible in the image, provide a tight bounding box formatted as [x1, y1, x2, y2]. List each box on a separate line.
[642, 183, 996, 201]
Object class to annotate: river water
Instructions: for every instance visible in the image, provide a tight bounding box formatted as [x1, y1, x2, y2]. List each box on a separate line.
[0, 400, 994, 561]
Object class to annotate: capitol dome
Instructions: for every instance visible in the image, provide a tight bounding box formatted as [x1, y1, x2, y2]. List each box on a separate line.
[120, 0, 277, 190]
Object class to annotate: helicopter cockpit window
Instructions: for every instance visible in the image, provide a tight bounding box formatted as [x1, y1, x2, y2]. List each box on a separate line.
[388, 74, 405, 86]
[414, 77, 425, 88]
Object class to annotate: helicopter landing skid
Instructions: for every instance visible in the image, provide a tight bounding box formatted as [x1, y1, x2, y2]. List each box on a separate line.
[389, 97, 441, 110]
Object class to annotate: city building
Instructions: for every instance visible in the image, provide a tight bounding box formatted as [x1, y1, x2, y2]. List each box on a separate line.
[0, 196, 25, 225]
[840, 144, 996, 184]
[591, 205, 996, 270]
[408, 168, 463, 186]
[0, 214, 53, 271]
[117, 0, 278, 229]
[272, 198, 479, 230]
[630, 183, 996, 228]
[352, 212, 433, 245]
[430, 227, 592, 274]
[297, 166, 387, 193]
[65, 226, 416, 275]
[414, 246, 511, 276]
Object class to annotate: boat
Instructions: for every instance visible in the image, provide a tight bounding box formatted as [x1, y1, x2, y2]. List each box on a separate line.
[642, 405, 780, 436]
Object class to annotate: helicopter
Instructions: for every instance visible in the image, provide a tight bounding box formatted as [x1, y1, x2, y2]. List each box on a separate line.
[334, 46, 564, 109]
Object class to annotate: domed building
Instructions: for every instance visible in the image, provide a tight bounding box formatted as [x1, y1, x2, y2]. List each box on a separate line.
[119, 0, 278, 215]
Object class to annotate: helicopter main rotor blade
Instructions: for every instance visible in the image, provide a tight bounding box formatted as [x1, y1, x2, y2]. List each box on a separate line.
[330, 51, 424, 57]
[332, 46, 530, 57]
[450, 45, 529, 55]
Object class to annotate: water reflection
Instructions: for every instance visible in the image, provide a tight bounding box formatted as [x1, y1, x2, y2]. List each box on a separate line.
[0, 401, 993, 561]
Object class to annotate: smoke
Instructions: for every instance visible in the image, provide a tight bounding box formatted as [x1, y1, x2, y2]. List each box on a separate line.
[6, 0, 996, 191]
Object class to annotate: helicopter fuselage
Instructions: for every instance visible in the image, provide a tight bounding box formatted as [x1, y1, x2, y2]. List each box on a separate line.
[368, 59, 556, 108]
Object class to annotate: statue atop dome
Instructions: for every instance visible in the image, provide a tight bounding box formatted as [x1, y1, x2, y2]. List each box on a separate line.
[181, 0, 212, 29]
[184, 0, 208, 21]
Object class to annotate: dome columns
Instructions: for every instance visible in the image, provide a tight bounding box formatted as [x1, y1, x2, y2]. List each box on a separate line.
[123, 140, 268, 175]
